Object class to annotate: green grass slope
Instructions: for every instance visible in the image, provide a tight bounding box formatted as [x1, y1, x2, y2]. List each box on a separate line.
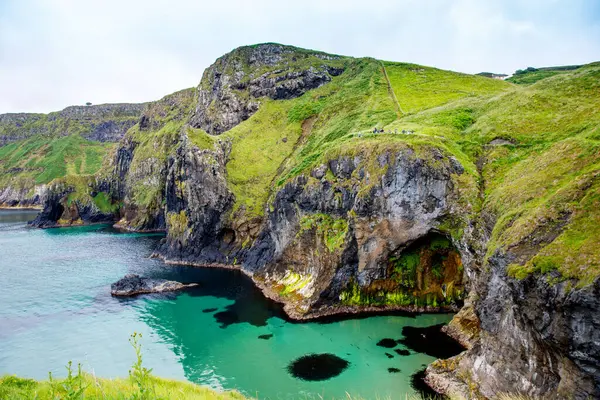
[0, 134, 111, 191]
[0, 375, 245, 400]
[374, 62, 600, 285]
[221, 51, 599, 286]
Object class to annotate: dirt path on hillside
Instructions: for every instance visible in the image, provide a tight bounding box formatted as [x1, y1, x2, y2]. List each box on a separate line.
[380, 61, 405, 117]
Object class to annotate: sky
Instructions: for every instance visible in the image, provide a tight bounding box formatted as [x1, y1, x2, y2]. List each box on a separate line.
[0, 0, 599, 113]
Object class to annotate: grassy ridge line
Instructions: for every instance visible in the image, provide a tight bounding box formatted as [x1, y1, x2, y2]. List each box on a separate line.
[223, 56, 511, 220]
[506, 65, 583, 85]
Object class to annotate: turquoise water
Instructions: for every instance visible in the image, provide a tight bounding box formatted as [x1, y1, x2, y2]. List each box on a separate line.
[0, 210, 452, 399]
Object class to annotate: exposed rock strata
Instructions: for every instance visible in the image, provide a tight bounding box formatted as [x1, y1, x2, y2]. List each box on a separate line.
[155, 146, 474, 319]
[29, 180, 117, 228]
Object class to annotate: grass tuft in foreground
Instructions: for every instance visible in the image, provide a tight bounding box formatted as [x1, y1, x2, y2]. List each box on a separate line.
[0, 333, 244, 400]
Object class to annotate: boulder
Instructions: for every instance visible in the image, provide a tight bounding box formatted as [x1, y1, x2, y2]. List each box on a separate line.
[110, 273, 198, 296]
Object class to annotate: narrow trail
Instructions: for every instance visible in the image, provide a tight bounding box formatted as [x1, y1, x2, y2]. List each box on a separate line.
[380, 61, 405, 118]
[270, 115, 317, 187]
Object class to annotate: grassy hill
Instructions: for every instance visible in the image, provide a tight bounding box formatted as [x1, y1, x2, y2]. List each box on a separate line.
[1, 46, 598, 286]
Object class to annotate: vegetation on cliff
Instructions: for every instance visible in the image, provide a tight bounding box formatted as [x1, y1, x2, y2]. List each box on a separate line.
[2, 40, 599, 400]
[4, 44, 598, 287]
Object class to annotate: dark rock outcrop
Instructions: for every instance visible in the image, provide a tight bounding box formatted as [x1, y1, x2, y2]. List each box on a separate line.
[427, 252, 600, 399]
[110, 273, 198, 296]
[28, 180, 117, 228]
[0, 184, 47, 208]
[241, 148, 472, 318]
[158, 135, 235, 262]
[190, 43, 345, 135]
[155, 145, 474, 319]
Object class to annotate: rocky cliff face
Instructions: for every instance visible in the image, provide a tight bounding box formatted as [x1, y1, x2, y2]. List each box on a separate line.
[28, 177, 118, 228]
[190, 43, 345, 135]
[0, 184, 47, 208]
[110, 89, 196, 232]
[160, 135, 234, 259]
[242, 146, 474, 318]
[427, 250, 600, 399]
[153, 143, 476, 319]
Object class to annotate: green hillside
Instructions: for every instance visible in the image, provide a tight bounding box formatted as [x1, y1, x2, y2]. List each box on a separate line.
[0, 134, 112, 190]
[1, 47, 598, 286]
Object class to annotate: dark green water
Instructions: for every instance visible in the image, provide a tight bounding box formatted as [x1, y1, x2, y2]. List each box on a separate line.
[0, 210, 453, 399]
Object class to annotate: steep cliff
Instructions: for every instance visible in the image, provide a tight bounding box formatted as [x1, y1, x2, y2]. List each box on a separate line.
[18, 44, 600, 399]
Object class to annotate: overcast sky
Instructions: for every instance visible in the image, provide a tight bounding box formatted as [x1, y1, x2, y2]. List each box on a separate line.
[1, 0, 599, 113]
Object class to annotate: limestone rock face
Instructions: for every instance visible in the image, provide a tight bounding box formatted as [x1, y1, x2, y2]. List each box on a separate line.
[110, 273, 198, 296]
[190, 43, 344, 135]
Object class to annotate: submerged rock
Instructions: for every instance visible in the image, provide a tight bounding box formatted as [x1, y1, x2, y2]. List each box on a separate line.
[394, 348, 411, 356]
[258, 334, 274, 340]
[399, 324, 465, 359]
[110, 274, 198, 297]
[376, 338, 398, 348]
[287, 353, 350, 381]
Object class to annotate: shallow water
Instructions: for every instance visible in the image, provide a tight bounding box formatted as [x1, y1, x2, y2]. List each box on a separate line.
[0, 210, 453, 399]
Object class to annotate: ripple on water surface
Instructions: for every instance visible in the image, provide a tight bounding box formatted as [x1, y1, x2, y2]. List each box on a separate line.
[0, 210, 460, 399]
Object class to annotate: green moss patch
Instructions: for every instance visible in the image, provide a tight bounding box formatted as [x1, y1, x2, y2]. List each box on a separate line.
[299, 213, 349, 253]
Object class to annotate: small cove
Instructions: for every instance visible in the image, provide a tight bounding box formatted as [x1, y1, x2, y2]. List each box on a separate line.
[0, 210, 457, 399]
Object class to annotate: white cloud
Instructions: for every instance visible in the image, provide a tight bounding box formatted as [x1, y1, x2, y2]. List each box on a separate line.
[0, 0, 598, 113]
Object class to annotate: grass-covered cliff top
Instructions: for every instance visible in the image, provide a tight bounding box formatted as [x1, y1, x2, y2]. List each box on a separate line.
[2, 43, 598, 285]
[213, 50, 599, 285]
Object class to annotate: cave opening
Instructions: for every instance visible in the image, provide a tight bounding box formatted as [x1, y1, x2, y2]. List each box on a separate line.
[219, 228, 236, 245]
[341, 232, 465, 308]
